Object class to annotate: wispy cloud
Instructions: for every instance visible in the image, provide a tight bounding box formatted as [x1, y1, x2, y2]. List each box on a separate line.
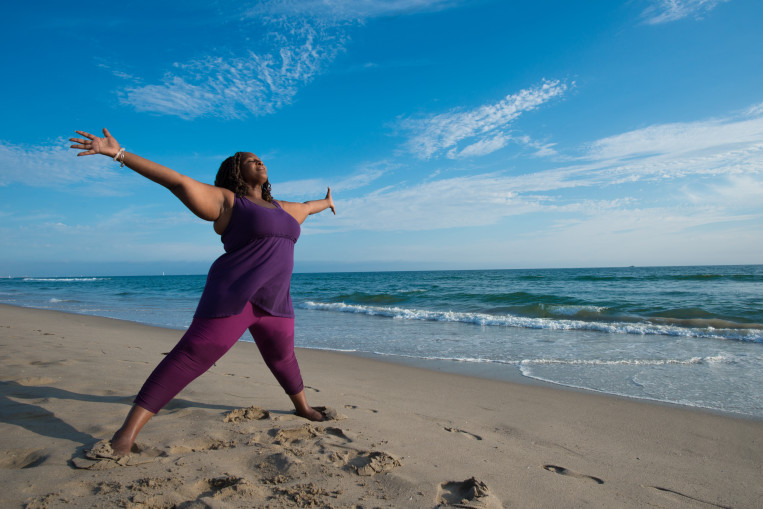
[642, 0, 731, 25]
[275, 163, 389, 199]
[0, 139, 129, 193]
[399, 80, 569, 159]
[119, 1, 468, 120]
[122, 20, 345, 120]
[243, 0, 465, 21]
[310, 103, 763, 232]
[586, 115, 763, 161]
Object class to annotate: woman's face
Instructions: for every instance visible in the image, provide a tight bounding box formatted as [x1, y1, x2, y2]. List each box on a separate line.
[239, 152, 268, 186]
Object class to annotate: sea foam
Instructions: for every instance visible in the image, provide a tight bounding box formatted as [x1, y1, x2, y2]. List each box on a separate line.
[299, 301, 763, 342]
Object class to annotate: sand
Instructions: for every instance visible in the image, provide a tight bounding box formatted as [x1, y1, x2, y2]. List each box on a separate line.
[1, 303, 761, 508]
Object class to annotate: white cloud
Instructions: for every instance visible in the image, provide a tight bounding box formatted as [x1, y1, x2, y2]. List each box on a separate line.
[244, 0, 464, 21]
[642, 0, 730, 25]
[123, 20, 344, 120]
[400, 80, 569, 159]
[0, 138, 127, 191]
[686, 174, 763, 208]
[514, 135, 559, 158]
[119, 1, 468, 120]
[275, 164, 387, 199]
[448, 134, 509, 159]
[586, 116, 763, 160]
[308, 104, 763, 232]
[745, 102, 763, 117]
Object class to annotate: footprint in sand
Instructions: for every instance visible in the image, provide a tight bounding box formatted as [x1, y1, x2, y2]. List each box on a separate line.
[436, 477, 501, 508]
[264, 422, 383, 477]
[344, 404, 379, 414]
[223, 406, 271, 423]
[271, 423, 354, 447]
[14, 376, 57, 386]
[259, 452, 305, 476]
[0, 449, 49, 469]
[29, 359, 76, 367]
[347, 450, 401, 477]
[71, 440, 167, 470]
[645, 485, 731, 508]
[314, 406, 347, 421]
[272, 423, 325, 446]
[543, 464, 604, 484]
[187, 438, 237, 452]
[117, 358, 150, 365]
[443, 426, 483, 441]
[193, 475, 261, 501]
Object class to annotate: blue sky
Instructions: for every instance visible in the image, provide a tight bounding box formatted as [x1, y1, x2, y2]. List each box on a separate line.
[1, 0, 761, 276]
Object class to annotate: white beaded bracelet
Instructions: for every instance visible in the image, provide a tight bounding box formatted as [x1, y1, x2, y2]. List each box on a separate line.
[114, 148, 126, 168]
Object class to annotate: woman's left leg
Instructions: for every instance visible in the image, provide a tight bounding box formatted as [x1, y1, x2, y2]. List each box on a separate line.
[249, 307, 322, 421]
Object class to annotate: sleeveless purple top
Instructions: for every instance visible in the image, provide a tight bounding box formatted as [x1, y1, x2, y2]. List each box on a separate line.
[195, 196, 300, 319]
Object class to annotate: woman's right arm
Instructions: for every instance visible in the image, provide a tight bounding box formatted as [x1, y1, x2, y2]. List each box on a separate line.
[70, 128, 230, 222]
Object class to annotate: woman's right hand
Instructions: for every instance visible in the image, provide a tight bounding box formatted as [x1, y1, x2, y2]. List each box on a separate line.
[69, 128, 120, 158]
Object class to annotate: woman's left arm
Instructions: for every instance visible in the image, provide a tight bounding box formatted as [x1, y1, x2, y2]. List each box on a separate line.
[278, 187, 335, 225]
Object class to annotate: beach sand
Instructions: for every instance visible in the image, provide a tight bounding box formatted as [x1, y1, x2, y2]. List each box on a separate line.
[1, 304, 761, 508]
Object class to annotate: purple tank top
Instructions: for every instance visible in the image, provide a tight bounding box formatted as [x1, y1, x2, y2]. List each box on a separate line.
[195, 196, 300, 319]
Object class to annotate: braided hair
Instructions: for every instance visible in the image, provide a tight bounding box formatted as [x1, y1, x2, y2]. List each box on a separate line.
[214, 152, 273, 202]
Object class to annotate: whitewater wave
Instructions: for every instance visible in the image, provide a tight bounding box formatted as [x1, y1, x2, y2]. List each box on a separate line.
[518, 355, 732, 367]
[23, 277, 109, 282]
[298, 301, 763, 342]
[330, 350, 732, 368]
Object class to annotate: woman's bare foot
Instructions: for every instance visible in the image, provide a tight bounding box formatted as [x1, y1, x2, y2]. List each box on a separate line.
[296, 406, 324, 421]
[110, 430, 135, 457]
[289, 390, 324, 421]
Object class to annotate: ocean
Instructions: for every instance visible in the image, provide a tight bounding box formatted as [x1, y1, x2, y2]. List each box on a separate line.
[2, 265, 761, 419]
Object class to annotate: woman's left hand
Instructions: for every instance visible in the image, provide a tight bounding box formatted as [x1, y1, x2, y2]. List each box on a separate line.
[326, 187, 335, 215]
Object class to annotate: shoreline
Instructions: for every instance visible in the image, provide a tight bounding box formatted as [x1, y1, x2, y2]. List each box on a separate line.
[2, 304, 762, 507]
[342, 348, 763, 422]
[3, 302, 759, 421]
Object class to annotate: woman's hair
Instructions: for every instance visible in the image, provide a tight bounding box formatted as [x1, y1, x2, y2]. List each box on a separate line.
[214, 152, 273, 202]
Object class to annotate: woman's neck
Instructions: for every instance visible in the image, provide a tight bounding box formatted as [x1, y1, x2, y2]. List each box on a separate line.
[246, 185, 264, 201]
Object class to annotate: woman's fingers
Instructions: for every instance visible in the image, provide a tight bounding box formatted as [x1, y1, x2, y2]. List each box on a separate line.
[70, 131, 98, 156]
[326, 187, 336, 214]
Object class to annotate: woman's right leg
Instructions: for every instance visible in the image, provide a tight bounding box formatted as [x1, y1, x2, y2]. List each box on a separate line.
[111, 307, 255, 455]
[248, 308, 322, 421]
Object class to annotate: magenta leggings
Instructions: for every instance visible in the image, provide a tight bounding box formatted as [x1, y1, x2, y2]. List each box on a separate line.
[134, 302, 304, 414]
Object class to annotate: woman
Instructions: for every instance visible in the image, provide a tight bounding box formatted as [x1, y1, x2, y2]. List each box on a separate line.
[69, 128, 335, 456]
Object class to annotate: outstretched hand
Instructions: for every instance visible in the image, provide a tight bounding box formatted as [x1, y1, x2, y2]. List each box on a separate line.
[326, 187, 336, 215]
[69, 128, 120, 158]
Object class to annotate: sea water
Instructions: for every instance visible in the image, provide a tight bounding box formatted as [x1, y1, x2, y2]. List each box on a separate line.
[2, 266, 761, 418]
